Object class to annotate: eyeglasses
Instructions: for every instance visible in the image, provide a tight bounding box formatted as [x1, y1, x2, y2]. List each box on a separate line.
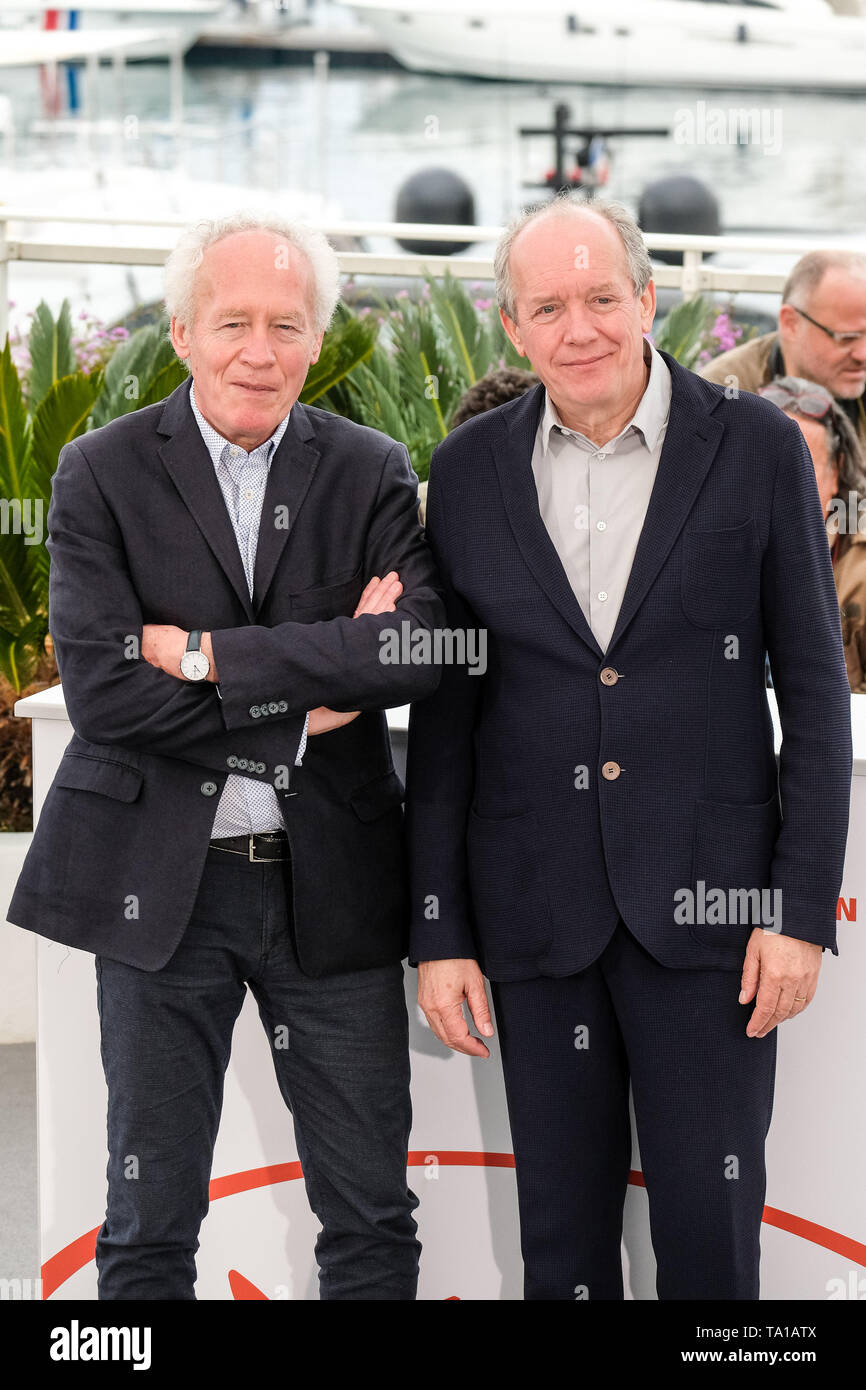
[759, 382, 834, 419]
[790, 306, 866, 347]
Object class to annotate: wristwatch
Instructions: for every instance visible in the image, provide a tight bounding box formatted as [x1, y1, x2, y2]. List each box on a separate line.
[180, 629, 210, 682]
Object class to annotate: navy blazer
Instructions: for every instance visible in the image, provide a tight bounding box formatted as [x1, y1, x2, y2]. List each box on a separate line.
[405, 351, 853, 979]
[9, 377, 444, 976]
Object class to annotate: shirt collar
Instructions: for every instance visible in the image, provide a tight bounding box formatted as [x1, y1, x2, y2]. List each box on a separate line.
[189, 381, 292, 468]
[539, 338, 672, 457]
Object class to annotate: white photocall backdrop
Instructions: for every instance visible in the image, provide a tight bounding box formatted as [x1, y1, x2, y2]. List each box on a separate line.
[12, 685, 866, 1301]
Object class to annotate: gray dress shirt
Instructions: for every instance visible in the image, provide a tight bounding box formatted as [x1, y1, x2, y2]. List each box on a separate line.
[190, 383, 307, 837]
[530, 340, 672, 652]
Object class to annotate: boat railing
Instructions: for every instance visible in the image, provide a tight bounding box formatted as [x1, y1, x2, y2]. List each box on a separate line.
[0, 207, 856, 341]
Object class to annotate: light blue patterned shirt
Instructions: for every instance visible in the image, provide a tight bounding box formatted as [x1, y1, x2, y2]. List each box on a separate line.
[190, 382, 308, 837]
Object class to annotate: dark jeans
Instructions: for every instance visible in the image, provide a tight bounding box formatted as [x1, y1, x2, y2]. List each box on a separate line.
[94, 844, 420, 1300]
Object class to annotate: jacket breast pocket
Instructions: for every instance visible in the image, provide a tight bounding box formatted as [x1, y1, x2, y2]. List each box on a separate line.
[291, 564, 365, 619]
[687, 793, 781, 948]
[681, 519, 760, 628]
[53, 753, 143, 802]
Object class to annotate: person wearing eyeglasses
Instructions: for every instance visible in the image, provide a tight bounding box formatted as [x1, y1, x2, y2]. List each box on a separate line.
[759, 376, 866, 693]
[700, 251, 866, 454]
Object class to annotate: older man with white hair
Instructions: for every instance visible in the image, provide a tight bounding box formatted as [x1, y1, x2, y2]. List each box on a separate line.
[9, 211, 444, 1300]
[406, 195, 852, 1300]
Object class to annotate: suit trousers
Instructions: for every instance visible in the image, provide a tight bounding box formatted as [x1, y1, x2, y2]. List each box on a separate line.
[93, 844, 420, 1300]
[490, 919, 777, 1300]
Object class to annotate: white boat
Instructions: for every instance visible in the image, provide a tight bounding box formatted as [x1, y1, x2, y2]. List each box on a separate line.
[344, 0, 866, 91]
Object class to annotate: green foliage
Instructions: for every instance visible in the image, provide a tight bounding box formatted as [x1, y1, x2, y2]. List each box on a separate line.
[316, 274, 527, 481]
[300, 302, 379, 404]
[27, 301, 77, 411]
[89, 321, 181, 428]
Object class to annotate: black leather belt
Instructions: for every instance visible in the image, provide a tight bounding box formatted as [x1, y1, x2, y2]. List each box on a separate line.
[209, 831, 289, 862]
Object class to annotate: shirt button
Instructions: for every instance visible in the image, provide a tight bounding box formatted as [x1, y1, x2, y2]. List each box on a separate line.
[595, 451, 606, 460]
[598, 591, 608, 602]
[600, 667, 619, 686]
[200, 781, 218, 796]
[601, 761, 621, 781]
[244, 489, 255, 499]
[596, 520, 607, 531]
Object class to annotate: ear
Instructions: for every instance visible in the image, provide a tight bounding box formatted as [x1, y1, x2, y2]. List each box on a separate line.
[778, 303, 799, 337]
[308, 329, 325, 367]
[639, 280, 656, 334]
[500, 307, 527, 358]
[170, 315, 191, 361]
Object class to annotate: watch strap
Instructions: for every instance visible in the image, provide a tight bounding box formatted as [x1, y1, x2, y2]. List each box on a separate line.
[186, 629, 203, 653]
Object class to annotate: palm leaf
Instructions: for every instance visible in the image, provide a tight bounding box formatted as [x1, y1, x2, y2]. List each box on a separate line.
[28, 369, 105, 584]
[28, 300, 77, 410]
[90, 321, 179, 428]
[0, 616, 48, 693]
[136, 359, 190, 411]
[300, 313, 379, 404]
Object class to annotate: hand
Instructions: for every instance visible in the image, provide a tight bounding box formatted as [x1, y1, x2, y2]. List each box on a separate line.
[739, 929, 822, 1038]
[306, 572, 403, 736]
[141, 624, 189, 679]
[418, 958, 495, 1059]
[353, 571, 402, 618]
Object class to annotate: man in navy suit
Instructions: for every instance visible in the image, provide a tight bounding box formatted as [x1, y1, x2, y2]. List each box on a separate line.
[405, 196, 852, 1299]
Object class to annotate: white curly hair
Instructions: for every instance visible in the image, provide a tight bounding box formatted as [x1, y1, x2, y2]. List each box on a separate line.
[163, 210, 341, 335]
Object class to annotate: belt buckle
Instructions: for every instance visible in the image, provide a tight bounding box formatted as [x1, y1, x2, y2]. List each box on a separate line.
[249, 834, 266, 863]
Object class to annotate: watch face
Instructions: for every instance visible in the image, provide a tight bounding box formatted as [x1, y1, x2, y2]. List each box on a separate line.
[180, 651, 210, 681]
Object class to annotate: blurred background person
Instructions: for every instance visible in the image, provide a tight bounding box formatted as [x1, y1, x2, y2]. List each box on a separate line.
[760, 376, 866, 692]
[701, 251, 866, 454]
[418, 366, 538, 522]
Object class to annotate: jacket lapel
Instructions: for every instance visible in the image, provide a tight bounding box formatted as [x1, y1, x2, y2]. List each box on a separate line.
[605, 352, 724, 654]
[251, 400, 320, 614]
[493, 382, 604, 657]
[156, 379, 321, 620]
[492, 351, 725, 658]
[157, 378, 255, 621]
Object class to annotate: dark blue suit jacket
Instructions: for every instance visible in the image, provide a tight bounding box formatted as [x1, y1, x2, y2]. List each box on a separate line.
[405, 351, 852, 979]
[9, 377, 443, 977]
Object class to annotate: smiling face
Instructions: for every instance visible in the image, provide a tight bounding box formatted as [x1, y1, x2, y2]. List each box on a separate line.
[779, 267, 866, 402]
[170, 228, 325, 451]
[499, 210, 656, 434]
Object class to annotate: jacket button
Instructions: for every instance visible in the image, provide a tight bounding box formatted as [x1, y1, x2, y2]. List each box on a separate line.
[278, 700, 288, 712]
[255, 761, 266, 774]
[237, 758, 249, 771]
[601, 761, 621, 780]
[600, 667, 619, 686]
[250, 705, 261, 718]
[227, 755, 238, 768]
[268, 701, 279, 714]
[200, 781, 218, 796]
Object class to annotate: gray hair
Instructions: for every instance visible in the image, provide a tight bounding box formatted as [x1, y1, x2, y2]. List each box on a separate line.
[759, 375, 866, 500]
[494, 194, 654, 323]
[782, 249, 866, 307]
[163, 210, 341, 335]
